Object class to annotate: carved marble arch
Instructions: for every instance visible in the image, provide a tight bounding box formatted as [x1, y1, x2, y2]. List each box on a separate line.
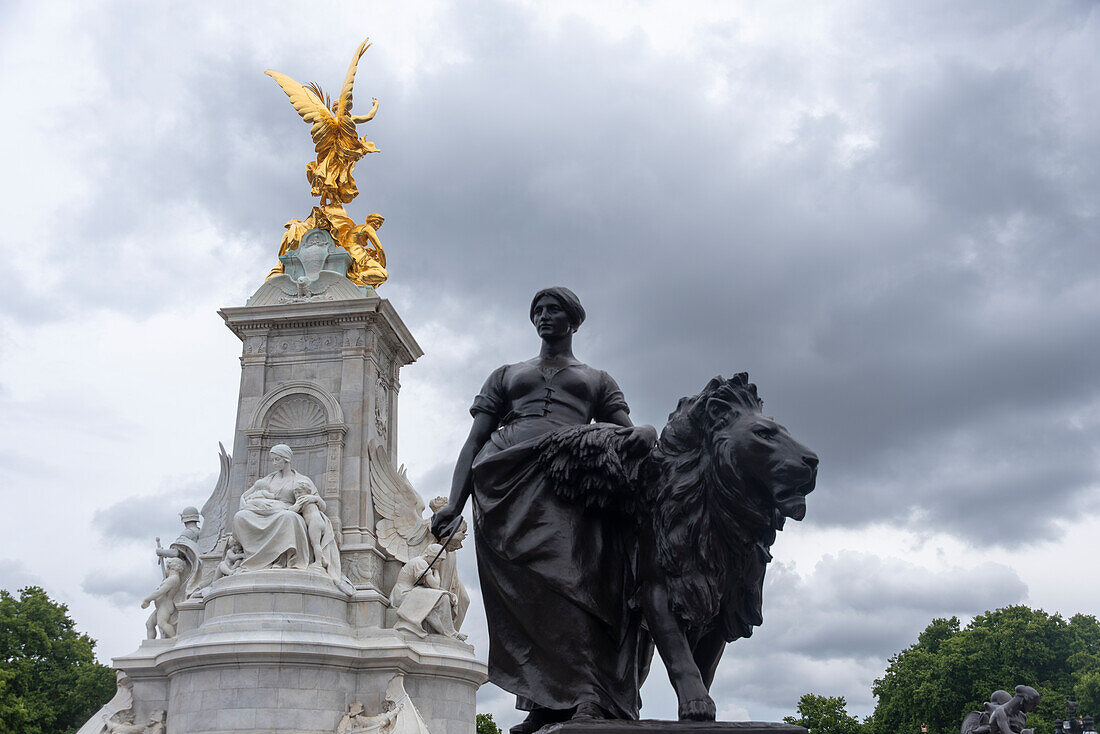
[244, 381, 348, 503]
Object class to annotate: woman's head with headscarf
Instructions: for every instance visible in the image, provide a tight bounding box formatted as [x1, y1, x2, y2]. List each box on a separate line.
[529, 287, 586, 333]
[270, 444, 294, 460]
[270, 443, 294, 471]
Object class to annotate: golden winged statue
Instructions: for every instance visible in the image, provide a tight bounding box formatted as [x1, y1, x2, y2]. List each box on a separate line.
[265, 39, 388, 289]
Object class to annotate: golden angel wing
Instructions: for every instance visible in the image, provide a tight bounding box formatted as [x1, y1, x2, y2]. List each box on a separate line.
[336, 38, 371, 118]
[265, 69, 337, 148]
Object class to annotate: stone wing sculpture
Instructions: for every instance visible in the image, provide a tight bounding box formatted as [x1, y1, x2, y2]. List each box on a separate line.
[369, 441, 431, 563]
[385, 674, 431, 734]
[75, 671, 133, 734]
[197, 443, 231, 553]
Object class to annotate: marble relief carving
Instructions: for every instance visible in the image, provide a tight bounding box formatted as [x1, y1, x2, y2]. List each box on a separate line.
[375, 375, 389, 441]
[266, 395, 327, 431]
[336, 675, 430, 734]
[344, 551, 383, 587]
[103, 708, 166, 734]
[269, 334, 343, 354]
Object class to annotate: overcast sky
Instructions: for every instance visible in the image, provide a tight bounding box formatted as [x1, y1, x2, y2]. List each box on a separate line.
[1, 0, 1098, 727]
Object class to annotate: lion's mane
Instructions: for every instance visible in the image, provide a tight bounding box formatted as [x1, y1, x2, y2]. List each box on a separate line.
[642, 373, 776, 642]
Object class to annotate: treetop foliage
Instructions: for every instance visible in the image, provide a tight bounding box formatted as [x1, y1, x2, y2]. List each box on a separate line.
[783, 693, 868, 734]
[869, 606, 1100, 734]
[477, 712, 504, 734]
[785, 606, 1100, 734]
[0, 586, 116, 734]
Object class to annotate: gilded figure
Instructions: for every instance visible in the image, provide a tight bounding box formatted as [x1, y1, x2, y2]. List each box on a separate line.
[265, 39, 388, 288]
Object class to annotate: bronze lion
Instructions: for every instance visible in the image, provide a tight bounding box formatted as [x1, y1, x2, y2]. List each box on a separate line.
[638, 373, 818, 720]
[536, 373, 818, 721]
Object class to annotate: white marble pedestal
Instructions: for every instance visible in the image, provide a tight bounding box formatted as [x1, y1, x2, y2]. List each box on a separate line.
[113, 570, 486, 734]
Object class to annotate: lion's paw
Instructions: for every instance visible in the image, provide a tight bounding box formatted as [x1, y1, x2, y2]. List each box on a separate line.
[679, 697, 716, 721]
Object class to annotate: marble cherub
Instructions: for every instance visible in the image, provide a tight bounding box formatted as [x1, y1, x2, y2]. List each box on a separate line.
[292, 479, 333, 570]
[210, 535, 245, 585]
[141, 558, 187, 639]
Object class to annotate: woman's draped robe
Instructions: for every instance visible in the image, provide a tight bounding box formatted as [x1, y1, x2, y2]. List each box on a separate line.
[233, 469, 312, 572]
[469, 358, 643, 719]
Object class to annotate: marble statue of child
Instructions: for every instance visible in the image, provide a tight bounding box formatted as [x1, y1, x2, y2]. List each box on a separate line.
[210, 535, 245, 584]
[141, 557, 187, 639]
[292, 479, 332, 569]
[240, 478, 282, 512]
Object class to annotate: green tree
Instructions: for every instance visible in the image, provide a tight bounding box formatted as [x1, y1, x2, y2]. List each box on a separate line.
[783, 693, 867, 734]
[477, 713, 503, 734]
[0, 586, 116, 734]
[1075, 670, 1100, 717]
[869, 606, 1100, 734]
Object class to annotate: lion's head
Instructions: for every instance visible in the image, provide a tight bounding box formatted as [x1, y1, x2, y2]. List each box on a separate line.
[645, 373, 818, 640]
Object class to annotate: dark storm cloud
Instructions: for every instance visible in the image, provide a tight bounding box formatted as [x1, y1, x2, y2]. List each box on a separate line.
[377, 4, 1100, 547]
[7, 0, 1097, 580]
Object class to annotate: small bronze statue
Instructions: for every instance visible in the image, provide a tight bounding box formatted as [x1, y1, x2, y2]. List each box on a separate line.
[962, 686, 1041, 734]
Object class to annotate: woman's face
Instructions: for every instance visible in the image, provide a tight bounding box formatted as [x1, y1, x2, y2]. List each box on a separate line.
[271, 454, 290, 471]
[532, 295, 572, 340]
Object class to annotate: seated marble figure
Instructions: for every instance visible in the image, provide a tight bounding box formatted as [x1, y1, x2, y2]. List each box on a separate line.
[390, 543, 466, 640]
[231, 444, 344, 584]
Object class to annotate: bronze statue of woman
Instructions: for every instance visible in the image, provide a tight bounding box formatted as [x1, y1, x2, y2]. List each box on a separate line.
[432, 287, 656, 733]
